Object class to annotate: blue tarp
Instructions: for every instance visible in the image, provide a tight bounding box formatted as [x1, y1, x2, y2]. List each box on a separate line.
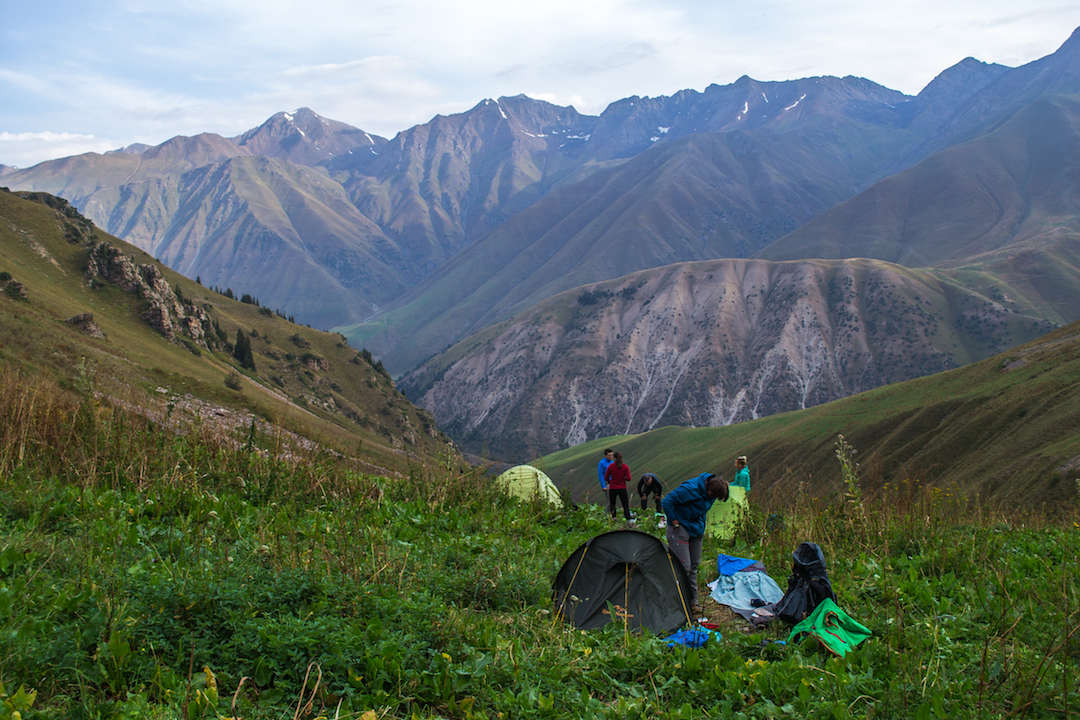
[716, 554, 757, 576]
[665, 625, 722, 648]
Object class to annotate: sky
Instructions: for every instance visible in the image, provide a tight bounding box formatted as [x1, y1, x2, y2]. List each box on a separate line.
[1, 0, 1077, 168]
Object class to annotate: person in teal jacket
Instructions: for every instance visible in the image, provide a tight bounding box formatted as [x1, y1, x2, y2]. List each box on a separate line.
[662, 473, 729, 610]
[732, 456, 750, 491]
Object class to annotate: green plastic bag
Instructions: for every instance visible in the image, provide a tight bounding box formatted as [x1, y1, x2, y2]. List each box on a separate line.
[788, 598, 871, 657]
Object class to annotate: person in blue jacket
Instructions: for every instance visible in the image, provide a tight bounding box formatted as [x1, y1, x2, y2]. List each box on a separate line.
[597, 448, 614, 493]
[662, 472, 729, 610]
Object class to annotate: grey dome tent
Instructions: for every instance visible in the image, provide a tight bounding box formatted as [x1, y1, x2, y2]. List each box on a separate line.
[552, 530, 694, 635]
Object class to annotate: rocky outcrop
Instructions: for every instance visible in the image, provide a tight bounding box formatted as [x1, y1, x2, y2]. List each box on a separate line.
[84, 241, 212, 344]
[66, 313, 105, 338]
[402, 258, 1058, 459]
[300, 353, 328, 372]
[1, 273, 28, 301]
[13, 190, 98, 245]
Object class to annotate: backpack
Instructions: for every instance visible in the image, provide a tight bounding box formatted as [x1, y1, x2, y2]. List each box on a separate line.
[774, 542, 837, 625]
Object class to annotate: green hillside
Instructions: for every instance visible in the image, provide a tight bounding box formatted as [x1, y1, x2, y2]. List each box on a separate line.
[539, 321, 1080, 509]
[0, 188, 454, 475]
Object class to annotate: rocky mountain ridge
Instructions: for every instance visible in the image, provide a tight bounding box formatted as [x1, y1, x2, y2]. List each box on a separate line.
[401, 258, 1059, 458]
[4, 54, 1037, 333]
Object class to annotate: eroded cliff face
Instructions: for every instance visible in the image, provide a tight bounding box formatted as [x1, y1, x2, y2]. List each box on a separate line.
[403, 258, 1054, 459]
[85, 241, 214, 345]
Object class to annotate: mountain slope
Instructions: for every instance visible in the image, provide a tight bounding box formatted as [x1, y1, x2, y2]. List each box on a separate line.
[4, 114, 400, 327]
[760, 94, 1080, 266]
[0, 188, 453, 473]
[142, 155, 411, 327]
[331, 77, 909, 274]
[6, 145, 411, 327]
[907, 27, 1080, 161]
[3, 133, 249, 219]
[332, 95, 600, 273]
[583, 74, 909, 163]
[401, 257, 1063, 459]
[343, 109, 927, 373]
[539, 320, 1080, 509]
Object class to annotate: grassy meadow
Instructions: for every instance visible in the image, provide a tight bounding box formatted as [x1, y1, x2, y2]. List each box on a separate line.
[1, 366, 1077, 719]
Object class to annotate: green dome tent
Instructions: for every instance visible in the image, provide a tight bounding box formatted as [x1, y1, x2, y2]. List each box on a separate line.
[706, 485, 748, 540]
[496, 465, 563, 507]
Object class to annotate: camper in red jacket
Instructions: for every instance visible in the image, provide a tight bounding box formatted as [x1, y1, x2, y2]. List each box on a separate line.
[604, 452, 633, 522]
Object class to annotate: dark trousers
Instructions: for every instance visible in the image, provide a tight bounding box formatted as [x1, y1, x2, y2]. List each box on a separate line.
[608, 488, 630, 520]
[639, 490, 662, 511]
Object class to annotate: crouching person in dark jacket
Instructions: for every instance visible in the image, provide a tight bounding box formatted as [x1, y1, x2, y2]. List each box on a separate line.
[662, 473, 729, 610]
[637, 473, 663, 512]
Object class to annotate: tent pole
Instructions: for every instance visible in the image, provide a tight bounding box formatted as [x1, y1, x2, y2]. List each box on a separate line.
[667, 552, 693, 628]
[553, 542, 591, 627]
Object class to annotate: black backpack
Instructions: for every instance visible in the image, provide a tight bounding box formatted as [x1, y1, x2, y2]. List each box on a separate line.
[774, 542, 837, 625]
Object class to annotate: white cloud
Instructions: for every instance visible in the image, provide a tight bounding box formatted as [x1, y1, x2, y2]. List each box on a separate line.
[1, 0, 1077, 166]
[0, 132, 121, 168]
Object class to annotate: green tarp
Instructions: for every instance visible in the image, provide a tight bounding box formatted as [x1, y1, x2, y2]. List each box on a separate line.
[495, 465, 563, 507]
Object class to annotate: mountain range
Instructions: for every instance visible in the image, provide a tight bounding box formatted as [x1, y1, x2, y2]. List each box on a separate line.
[5, 27, 1080, 459]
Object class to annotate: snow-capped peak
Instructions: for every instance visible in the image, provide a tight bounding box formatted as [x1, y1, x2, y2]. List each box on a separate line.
[480, 98, 510, 120]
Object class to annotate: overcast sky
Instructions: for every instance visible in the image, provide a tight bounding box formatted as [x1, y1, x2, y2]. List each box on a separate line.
[1, 1, 1077, 168]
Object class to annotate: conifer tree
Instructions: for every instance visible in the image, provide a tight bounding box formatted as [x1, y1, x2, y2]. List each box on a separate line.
[233, 329, 256, 370]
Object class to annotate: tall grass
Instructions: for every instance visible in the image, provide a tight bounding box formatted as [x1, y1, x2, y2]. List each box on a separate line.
[0, 368, 1076, 719]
